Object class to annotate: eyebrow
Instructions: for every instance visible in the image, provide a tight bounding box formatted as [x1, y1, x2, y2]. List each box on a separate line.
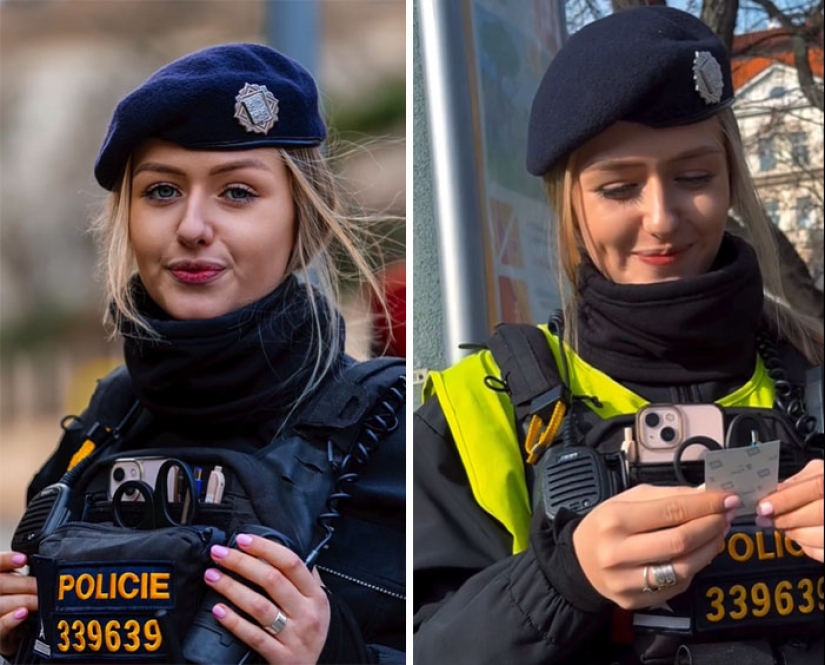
[132, 158, 274, 178]
[582, 145, 724, 173]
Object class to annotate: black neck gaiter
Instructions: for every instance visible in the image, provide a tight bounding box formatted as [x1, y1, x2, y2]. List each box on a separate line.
[120, 275, 345, 428]
[575, 234, 764, 384]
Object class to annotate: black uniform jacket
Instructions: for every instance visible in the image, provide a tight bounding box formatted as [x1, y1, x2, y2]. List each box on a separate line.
[413, 235, 820, 665]
[25, 278, 406, 664]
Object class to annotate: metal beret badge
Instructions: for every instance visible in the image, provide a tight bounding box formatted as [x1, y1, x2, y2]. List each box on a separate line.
[234, 83, 280, 134]
[693, 51, 724, 105]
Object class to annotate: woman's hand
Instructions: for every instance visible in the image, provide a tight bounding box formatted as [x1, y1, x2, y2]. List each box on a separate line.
[572, 485, 738, 610]
[0, 551, 38, 658]
[204, 535, 330, 665]
[755, 459, 824, 562]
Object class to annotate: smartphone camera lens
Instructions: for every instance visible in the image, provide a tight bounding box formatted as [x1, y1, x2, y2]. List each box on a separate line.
[113, 467, 125, 482]
[644, 412, 660, 428]
[661, 426, 677, 443]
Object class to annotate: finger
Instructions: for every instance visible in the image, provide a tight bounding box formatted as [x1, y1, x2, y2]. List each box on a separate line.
[236, 534, 322, 599]
[203, 567, 285, 633]
[758, 474, 824, 519]
[0, 573, 38, 597]
[620, 527, 727, 610]
[0, 553, 28, 572]
[777, 526, 824, 554]
[616, 489, 738, 533]
[0, 607, 32, 652]
[210, 603, 284, 662]
[619, 512, 731, 565]
[210, 544, 305, 613]
[0, 594, 39, 619]
[779, 460, 824, 487]
[766, 499, 824, 532]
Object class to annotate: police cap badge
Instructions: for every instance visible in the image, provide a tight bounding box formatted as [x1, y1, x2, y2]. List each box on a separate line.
[526, 7, 734, 176]
[94, 43, 325, 191]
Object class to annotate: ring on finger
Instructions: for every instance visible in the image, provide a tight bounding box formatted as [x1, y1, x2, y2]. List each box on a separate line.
[642, 565, 656, 593]
[263, 608, 288, 637]
[651, 562, 677, 589]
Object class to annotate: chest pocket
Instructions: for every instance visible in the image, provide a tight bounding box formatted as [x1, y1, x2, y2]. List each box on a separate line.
[317, 513, 405, 652]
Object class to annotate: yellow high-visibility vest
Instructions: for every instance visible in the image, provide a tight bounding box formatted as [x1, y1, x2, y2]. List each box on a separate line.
[423, 325, 777, 554]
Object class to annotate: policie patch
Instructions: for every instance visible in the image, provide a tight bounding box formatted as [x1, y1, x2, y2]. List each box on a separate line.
[31, 558, 175, 660]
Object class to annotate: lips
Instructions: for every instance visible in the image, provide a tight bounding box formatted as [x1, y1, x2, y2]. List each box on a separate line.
[167, 260, 226, 284]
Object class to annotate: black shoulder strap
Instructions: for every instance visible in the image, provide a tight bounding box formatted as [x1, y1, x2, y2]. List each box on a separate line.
[294, 356, 406, 453]
[26, 366, 143, 501]
[487, 323, 564, 425]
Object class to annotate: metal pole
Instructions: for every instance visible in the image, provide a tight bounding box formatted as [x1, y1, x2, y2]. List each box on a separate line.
[418, 0, 489, 364]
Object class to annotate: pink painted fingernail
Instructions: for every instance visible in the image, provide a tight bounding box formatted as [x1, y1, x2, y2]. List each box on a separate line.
[756, 502, 774, 517]
[11, 553, 26, 566]
[204, 568, 221, 583]
[13, 608, 28, 620]
[212, 604, 227, 619]
[211, 545, 229, 559]
[236, 534, 253, 547]
[723, 495, 741, 510]
[725, 509, 737, 523]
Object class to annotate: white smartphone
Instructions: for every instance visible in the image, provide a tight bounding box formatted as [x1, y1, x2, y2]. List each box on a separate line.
[635, 403, 725, 464]
[108, 457, 175, 501]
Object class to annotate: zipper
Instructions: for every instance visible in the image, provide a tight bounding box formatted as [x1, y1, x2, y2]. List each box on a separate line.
[316, 565, 405, 600]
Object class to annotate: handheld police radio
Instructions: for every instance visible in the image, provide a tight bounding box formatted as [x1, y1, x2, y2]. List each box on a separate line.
[182, 524, 297, 665]
[10, 483, 81, 555]
[538, 445, 625, 518]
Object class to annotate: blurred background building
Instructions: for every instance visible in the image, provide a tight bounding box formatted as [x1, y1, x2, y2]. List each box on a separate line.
[0, 0, 405, 538]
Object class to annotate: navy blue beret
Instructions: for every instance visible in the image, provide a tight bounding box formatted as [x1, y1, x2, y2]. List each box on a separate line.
[526, 6, 733, 176]
[94, 42, 326, 190]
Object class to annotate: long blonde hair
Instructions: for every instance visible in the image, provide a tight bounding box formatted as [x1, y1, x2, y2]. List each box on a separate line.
[543, 107, 823, 365]
[90, 145, 390, 405]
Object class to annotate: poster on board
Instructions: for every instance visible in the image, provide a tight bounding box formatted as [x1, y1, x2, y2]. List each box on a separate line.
[466, 0, 566, 325]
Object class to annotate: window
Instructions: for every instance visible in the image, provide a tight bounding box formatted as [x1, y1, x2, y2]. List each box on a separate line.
[795, 196, 817, 230]
[758, 136, 776, 171]
[789, 132, 809, 166]
[764, 200, 781, 226]
[769, 85, 787, 98]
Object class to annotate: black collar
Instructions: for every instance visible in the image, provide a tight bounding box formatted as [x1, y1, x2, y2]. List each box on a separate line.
[575, 234, 764, 384]
[120, 275, 345, 428]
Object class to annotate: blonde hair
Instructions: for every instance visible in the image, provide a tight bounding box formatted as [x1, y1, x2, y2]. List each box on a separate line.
[543, 107, 823, 365]
[90, 145, 390, 406]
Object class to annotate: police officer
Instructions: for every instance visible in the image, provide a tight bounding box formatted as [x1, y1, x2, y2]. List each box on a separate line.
[414, 7, 823, 664]
[0, 43, 405, 664]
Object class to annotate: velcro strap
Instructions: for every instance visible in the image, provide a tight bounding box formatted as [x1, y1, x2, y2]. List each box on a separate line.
[487, 324, 564, 422]
[296, 357, 405, 431]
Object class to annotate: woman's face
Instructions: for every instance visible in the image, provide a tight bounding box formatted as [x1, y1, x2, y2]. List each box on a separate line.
[572, 117, 730, 284]
[129, 140, 295, 320]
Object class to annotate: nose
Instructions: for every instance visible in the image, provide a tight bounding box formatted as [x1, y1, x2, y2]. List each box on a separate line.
[176, 191, 214, 247]
[643, 178, 679, 238]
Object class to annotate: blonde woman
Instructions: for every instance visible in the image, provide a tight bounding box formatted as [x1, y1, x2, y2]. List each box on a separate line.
[1, 43, 405, 665]
[414, 7, 822, 665]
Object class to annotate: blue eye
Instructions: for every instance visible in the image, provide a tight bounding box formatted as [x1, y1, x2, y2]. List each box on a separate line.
[144, 183, 179, 200]
[222, 185, 257, 203]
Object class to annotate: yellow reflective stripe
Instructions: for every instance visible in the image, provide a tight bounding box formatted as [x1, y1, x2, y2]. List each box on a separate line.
[539, 326, 776, 413]
[718, 355, 774, 408]
[424, 351, 531, 553]
[538, 326, 648, 418]
[422, 326, 779, 558]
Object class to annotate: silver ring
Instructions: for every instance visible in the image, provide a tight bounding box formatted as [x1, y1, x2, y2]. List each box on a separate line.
[263, 609, 288, 637]
[650, 562, 678, 589]
[642, 565, 656, 593]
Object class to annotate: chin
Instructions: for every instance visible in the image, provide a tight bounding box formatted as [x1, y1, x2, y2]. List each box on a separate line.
[162, 301, 233, 321]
